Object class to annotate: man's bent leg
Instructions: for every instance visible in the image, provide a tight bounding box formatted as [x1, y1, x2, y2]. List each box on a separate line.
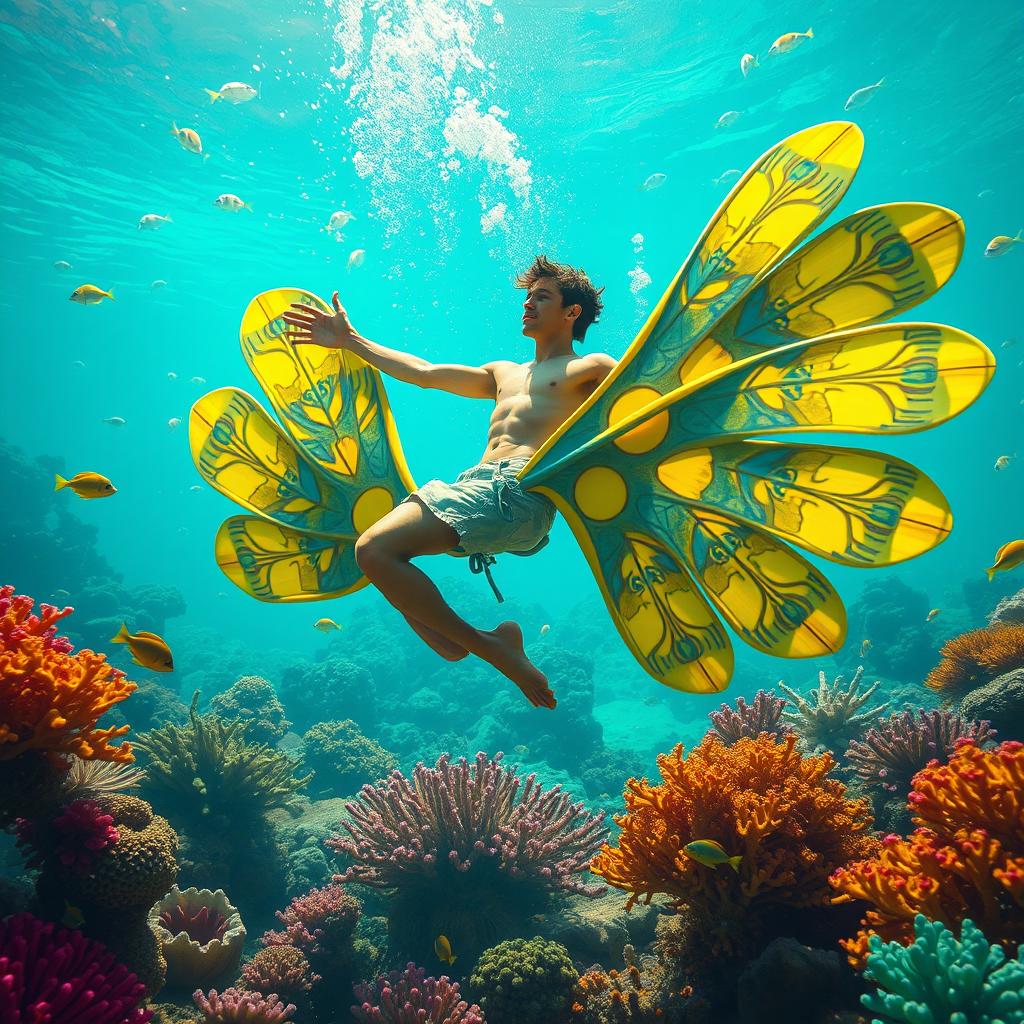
[354, 500, 556, 708]
[402, 612, 468, 662]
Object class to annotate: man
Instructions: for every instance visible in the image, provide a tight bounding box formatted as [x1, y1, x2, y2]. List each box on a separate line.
[281, 256, 615, 710]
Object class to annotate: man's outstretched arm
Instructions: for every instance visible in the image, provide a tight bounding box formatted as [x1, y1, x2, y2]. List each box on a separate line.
[282, 290, 495, 399]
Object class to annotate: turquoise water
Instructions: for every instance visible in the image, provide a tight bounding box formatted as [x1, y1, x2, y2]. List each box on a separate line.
[1, 0, 1023, 719]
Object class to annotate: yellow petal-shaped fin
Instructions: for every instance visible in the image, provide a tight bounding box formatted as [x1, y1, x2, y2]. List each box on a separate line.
[655, 440, 952, 566]
[676, 202, 965, 385]
[523, 121, 865, 476]
[215, 516, 365, 602]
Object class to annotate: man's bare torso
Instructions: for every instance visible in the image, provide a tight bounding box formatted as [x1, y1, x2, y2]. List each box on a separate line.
[480, 353, 616, 463]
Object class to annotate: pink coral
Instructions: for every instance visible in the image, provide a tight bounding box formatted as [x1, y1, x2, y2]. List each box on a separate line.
[0, 911, 151, 1024]
[16, 798, 119, 874]
[707, 690, 793, 745]
[352, 963, 483, 1024]
[193, 987, 295, 1023]
[261, 883, 359, 959]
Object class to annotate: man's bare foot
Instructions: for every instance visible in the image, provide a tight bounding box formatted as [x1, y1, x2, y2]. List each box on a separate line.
[482, 621, 556, 709]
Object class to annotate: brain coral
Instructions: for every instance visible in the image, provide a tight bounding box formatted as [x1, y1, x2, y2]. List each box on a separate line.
[469, 937, 577, 1024]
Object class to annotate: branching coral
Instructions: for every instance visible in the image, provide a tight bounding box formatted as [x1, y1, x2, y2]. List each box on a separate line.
[778, 666, 889, 753]
[16, 798, 118, 873]
[261, 883, 360, 961]
[707, 690, 793, 745]
[301, 719, 397, 798]
[210, 676, 290, 747]
[327, 752, 607, 956]
[831, 740, 1024, 965]
[193, 988, 295, 1024]
[845, 709, 997, 794]
[240, 947, 317, 1000]
[0, 911, 152, 1024]
[860, 915, 1024, 1023]
[925, 624, 1024, 695]
[351, 963, 482, 1024]
[591, 734, 878, 956]
[134, 692, 313, 820]
[470, 937, 577, 1024]
[0, 585, 136, 762]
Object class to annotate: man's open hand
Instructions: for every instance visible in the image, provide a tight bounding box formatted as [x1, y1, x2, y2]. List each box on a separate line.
[281, 291, 359, 349]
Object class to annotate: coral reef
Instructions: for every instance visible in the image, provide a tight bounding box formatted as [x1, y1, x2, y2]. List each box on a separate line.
[280, 654, 377, 733]
[210, 676, 290, 747]
[106, 678, 189, 734]
[262, 883, 360, 960]
[193, 988, 295, 1024]
[352, 963, 483, 1024]
[924, 624, 1024, 695]
[959, 667, 1024, 740]
[778, 666, 889, 755]
[860, 915, 1024, 1023]
[0, 585, 135, 762]
[149, 885, 247, 989]
[239, 946, 317, 1002]
[592, 734, 878, 956]
[845, 709, 997, 795]
[0, 911, 152, 1024]
[831, 740, 1024, 965]
[301, 719, 397, 798]
[470, 936, 577, 1024]
[578, 747, 646, 801]
[16, 797, 119, 874]
[706, 691, 793, 745]
[62, 753, 146, 798]
[328, 752, 607, 958]
[989, 587, 1024, 627]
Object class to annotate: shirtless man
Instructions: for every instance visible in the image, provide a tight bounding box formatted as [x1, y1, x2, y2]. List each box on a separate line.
[281, 256, 614, 710]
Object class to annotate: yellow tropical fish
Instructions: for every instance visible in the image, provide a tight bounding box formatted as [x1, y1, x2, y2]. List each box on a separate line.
[682, 839, 741, 872]
[994, 455, 1014, 471]
[512, 744, 530, 756]
[171, 122, 209, 158]
[984, 232, 1022, 258]
[110, 624, 174, 672]
[769, 28, 813, 55]
[860, 638, 872, 657]
[55, 471, 116, 500]
[314, 617, 342, 632]
[69, 284, 114, 305]
[926, 608, 940, 622]
[434, 934, 456, 965]
[987, 540, 1024, 580]
[62, 902, 85, 929]
[204, 81, 257, 104]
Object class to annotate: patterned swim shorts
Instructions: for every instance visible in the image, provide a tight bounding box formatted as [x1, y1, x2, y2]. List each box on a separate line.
[408, 456, 556, 556]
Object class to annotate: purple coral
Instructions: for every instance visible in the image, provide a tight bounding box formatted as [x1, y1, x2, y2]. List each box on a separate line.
[352, 963, 483, 1024]
[261, 883, 360, 959]
[327, 752, 607, 896]
[193, 987, 296, 1023]
[16, 798, 119, 874]
[707, 690, 793, 745]
[0, 911, 151, 1024]
[845, 709, 997, 793]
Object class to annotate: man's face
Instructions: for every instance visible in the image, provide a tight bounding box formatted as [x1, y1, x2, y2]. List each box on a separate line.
[521, 276, 578, 338]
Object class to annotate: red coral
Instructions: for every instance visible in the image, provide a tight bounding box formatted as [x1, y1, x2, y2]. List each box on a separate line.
[17, 798, 119, 873]
[193, 987, 295, 1023]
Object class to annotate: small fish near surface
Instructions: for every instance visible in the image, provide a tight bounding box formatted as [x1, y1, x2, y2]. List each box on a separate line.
[167, 417, 181, 430]
[111, 623, 174, 672]
[713, 168, 741, 186]
[994, 454, 1014, 471]
[768, 28, 813, 55]
[214, 193, 253, 212]
[204, 81, 258, 104]
[860, 638, 872, 657]
[715, 110, 741, 129]
[740, 53, 758, 77]
[325, 210, 356, 232]
[152, 279, 168, 289]
[139, 213, 172, 230]
[314, 617, 342, 632]
[171, 122, 209, 158]
[639, 172, 667, 192]
[191, 376, 207, 385]
[70, 284, 114, 305]
[844, 78, 885, 111]
[102, 416, 127, 426]
[434, 934, 456, 966]
[682, 839, 741, 873]
[347, 249, 365, 271]
[54, 471, 116, 500]
[987, 539, 1024, 580]
[539, 623, 550, 636]
[53, 259, 72, 270]
[984, 232, 1023, 258]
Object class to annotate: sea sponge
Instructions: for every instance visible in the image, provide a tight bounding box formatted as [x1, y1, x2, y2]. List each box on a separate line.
[149, 885, 247, 989]
[300, 719, 396, 797]
[924, 623, 1024, 695]
[469, 936, 577, 1024]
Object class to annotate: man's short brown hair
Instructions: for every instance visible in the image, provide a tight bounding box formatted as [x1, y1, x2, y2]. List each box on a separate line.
[514, 254, 605, 342]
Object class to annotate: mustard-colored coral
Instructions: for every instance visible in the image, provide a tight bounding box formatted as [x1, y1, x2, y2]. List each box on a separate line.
[0, 586, 135, 762]
[591, 734, 877, 955]
[831, 740, 1024, 965]
[924, 624, 1024, 695]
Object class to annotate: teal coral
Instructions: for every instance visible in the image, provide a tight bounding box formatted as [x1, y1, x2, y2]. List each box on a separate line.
[469, 936, 577, 1024]
[301, 719, 396, 797]
[861, 914, 1024, 1024]
[210, 676, 290, 747]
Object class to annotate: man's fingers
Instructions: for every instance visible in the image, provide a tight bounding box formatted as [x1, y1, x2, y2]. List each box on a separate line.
[332, 290, 341, 312]
[285, 329, 312, 345]
[282, 312, 316, 326]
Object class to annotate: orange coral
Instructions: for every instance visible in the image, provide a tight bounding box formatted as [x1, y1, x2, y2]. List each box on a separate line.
[924, 624, 1024, 694]
[591, 734, 877, 955]
[0, 586, 135, 763]
[831, 740, 1024, 965]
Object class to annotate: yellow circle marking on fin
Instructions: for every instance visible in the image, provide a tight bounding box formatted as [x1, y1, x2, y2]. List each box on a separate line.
[353, 486, 396, 534]
[574, 466, 627, 521]
[609, 386, 669, 454]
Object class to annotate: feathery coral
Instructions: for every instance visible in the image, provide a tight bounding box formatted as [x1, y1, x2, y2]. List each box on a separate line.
[591, 733, 878, 955]
[351, 963, 483, 1024]
[707, 690, 793, 745]
[845, 709, 996, 794]
[925, 624, 1024, 694]
[0, 911, 152, 1024]
[831, 739, 1024, 964]
[63, 753, 147, 797]
[778, 665, 889, 753]
[0, 585, 135, 762]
